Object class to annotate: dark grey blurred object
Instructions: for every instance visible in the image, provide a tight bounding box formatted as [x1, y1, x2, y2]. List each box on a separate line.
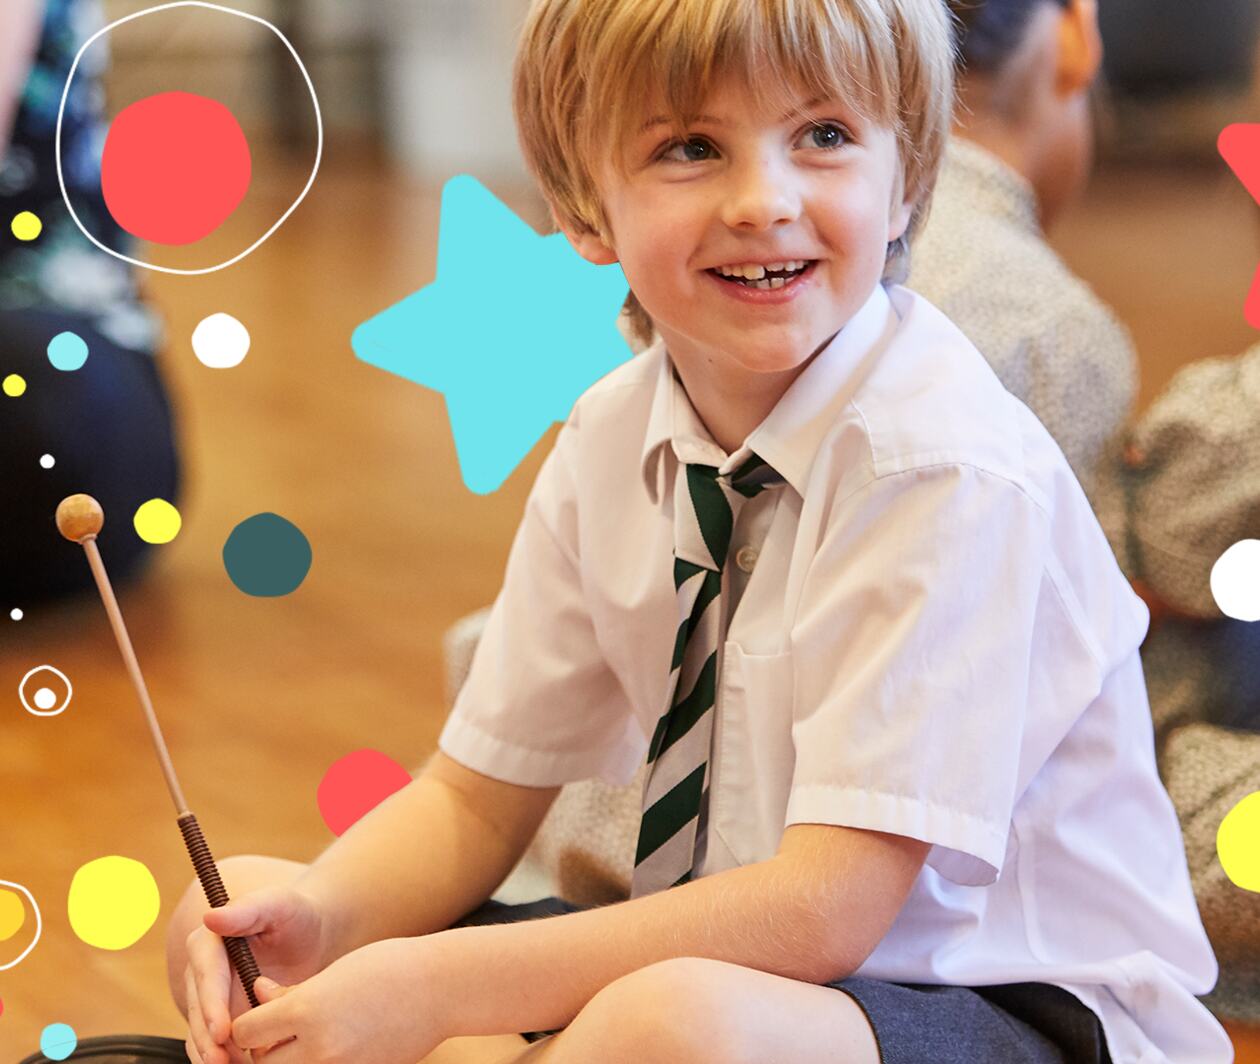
[17, 1035, 189, 1062]
[1099, 0, 1260, 97]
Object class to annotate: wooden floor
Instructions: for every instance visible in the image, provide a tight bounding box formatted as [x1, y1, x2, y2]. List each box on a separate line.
[2, 145, 1259, 1057]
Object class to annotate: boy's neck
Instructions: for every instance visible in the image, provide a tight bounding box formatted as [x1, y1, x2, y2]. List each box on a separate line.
[668, 345, 815, 457]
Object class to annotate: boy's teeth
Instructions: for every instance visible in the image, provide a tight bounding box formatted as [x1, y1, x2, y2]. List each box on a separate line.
[712, 260, 810, 288]
[714, 259, 808, 280]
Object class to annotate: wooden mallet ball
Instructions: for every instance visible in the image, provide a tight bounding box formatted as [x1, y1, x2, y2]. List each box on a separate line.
[55, 493, 105, 544]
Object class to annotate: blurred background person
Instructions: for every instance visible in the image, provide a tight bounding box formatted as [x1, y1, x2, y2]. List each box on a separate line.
[0, 0, 179, 606]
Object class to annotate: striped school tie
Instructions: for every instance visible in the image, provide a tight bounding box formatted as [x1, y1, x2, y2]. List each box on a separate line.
[631, 451, 784, 897]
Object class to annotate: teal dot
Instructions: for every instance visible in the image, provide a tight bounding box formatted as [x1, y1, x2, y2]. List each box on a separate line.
[40, 1022, 77, 1060]
[223, 513, 312, 597]
[47, 332, 89, 371]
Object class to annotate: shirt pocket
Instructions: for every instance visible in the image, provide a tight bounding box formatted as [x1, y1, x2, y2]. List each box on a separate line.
[711, 642, 796, 871]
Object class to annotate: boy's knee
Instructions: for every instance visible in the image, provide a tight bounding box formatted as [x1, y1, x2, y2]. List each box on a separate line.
[165, 853, 308, 1015]
[565, 958, 749, 1064]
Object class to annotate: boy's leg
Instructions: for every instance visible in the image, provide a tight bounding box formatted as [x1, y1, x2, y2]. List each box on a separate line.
[481, 958, 880, 1064]
[417, 1036, 536, 1064]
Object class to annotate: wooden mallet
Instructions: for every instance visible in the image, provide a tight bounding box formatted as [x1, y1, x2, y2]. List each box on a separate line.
[56, 493, 264, 1008]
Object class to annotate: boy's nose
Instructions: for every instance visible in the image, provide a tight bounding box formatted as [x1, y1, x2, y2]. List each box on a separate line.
[719, 162, 801, 230]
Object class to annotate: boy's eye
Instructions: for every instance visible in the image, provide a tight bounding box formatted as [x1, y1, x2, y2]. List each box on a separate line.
[802, 122, 848, 150]
[657, 122, 850, 163]
[659, 137, 716, 163]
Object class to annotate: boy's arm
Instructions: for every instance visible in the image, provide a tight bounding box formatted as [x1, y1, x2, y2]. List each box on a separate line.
[295, 749, 560, 964]
[428, 821, 929, 1039]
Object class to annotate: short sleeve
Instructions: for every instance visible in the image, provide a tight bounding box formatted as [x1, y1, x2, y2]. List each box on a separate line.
[786, 464, 1052, 886]
[438, 421, 641, 788]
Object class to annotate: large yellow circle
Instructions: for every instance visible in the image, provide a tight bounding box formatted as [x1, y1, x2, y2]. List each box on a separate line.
[133, 499, 182, 544]
[10, 211, 42, 241]
[67, 856, 160, 950]
[1218, 791, 1260, 893]
[2, 374, 26, 397]
[0, 888, 26, 942]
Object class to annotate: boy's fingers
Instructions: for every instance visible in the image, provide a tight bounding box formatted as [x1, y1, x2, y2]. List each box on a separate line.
[203, 902, 265, 937]
[203, 887, 306, 943]
[185, 967, 224, 1064]
[231, 998, 292, 1052]
[254, 977, 290, 1002]
[252, 1038, 298, 1063]
[186, 928, 234, 1046]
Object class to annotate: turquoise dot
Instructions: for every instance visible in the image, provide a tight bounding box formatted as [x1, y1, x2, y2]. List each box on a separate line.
[47, 332, 89, 372]
[40, 1022, 77, 1060]
[223, 513, 312, 597]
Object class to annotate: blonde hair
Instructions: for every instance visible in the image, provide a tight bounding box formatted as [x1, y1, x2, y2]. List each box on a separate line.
[513, 0, 956, 349]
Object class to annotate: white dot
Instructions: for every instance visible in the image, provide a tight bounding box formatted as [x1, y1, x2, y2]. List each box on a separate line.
[1211, 539, 1260, 622]
[192, 313, 251, 369]
[39, 454, 54, 469]
[33, 687, 56, 710]
[9, 608, 23, 621]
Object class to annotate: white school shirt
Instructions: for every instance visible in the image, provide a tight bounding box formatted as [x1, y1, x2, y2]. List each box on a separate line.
[440, 283, 1230, 1063]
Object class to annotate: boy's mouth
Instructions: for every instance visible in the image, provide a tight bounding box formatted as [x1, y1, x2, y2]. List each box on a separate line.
[707, 260, 816, 290]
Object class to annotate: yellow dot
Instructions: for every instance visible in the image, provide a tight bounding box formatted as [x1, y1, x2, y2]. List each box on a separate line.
[133, 498, 182, 544]
[10, 211, 42, 241]
[67, 856, 160, 950]
[0, 888, 26, 942]
[2, 374, 26, 397]
[1217, 791, 1260, 892]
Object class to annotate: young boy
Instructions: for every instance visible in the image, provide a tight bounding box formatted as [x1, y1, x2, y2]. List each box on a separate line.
[170, 0, 1230, 1061]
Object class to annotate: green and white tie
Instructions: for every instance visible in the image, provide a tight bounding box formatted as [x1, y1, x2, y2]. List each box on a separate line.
[631, 451, 784, 897]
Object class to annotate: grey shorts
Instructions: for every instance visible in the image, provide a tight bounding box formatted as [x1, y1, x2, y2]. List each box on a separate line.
[454, 898, 1112, 1063]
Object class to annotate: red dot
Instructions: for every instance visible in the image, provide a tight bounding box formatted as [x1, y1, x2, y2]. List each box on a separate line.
[317, 750, 412, 836]
[101, 91, 251, 246]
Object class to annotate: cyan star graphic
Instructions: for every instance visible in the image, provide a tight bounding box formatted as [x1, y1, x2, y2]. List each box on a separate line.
[351, 174, 632, 493]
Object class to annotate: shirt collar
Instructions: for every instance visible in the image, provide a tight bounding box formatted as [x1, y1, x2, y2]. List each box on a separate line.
[942, 137, 1040, 236]
[639, 282, 899, 503]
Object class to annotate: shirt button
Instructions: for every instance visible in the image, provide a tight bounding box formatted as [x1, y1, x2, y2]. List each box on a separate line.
[735, 546, 759, 573]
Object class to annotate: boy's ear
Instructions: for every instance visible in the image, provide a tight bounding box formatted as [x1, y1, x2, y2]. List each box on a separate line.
[887, 169, 914, 243]
[888, 195, 914, 244]
[1055, 0, 1103, 99]
[551, 210, 620, 267]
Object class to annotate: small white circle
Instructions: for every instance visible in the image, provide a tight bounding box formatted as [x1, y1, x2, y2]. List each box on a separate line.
[192, 313, 251, 368]
[33, 688, 56, 710]
[39, 454, 55, 469]
[1211, 539, 1260, 622]
[19, 664, 73, 717]
[9, 608, 23, 621]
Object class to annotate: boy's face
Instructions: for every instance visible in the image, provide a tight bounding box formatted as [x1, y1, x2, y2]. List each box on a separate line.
[564, 73, 914, 382]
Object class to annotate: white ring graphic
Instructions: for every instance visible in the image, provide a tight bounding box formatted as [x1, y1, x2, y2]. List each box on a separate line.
[19, 665, 74, 717]
[55, 1, 323, 276]
[0, 879, 43, 971]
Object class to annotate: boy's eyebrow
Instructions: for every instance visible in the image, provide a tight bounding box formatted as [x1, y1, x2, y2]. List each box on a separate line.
[637, 96, 830, 135]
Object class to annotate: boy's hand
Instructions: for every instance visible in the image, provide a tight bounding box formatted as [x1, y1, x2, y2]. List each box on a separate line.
[184, 884, 331, 1064]
[230, 937, 450, 1064]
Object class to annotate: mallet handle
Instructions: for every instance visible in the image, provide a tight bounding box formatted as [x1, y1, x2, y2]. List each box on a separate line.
[81, 538, 189, 813]
[178, 812, 262, 1008]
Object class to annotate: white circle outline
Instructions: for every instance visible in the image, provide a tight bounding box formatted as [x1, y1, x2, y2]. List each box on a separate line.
[0, 878, 43, 971]
[55, 1, 324, 276]
[19, 665, 74, 717]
